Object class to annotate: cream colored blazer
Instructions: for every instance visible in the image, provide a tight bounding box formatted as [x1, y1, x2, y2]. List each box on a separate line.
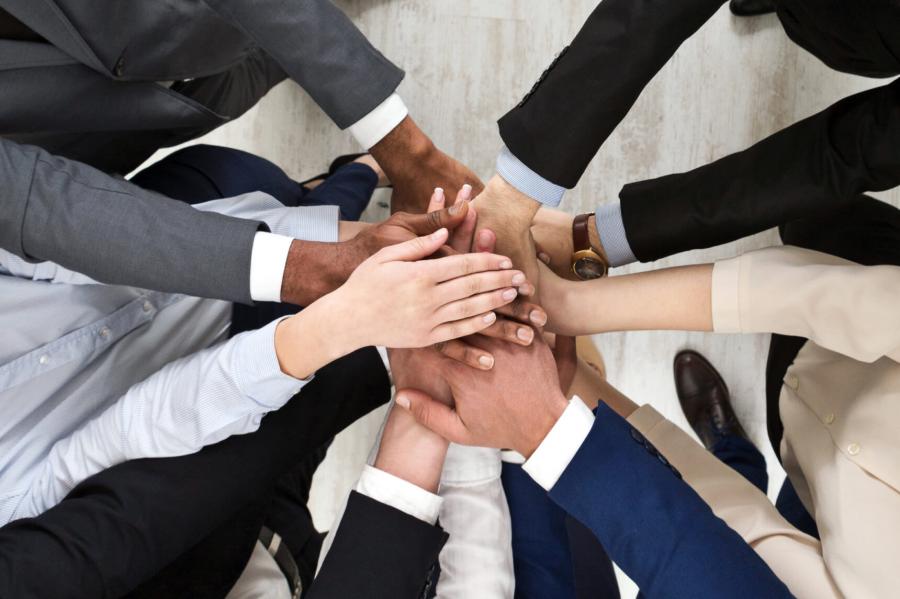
[628, 246, 900, 599]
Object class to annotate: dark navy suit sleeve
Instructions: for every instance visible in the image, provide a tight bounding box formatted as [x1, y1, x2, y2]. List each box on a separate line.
[548, 403, 794, 599]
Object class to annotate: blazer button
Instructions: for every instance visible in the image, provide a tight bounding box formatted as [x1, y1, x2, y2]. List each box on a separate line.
[629, 428, 646, 444]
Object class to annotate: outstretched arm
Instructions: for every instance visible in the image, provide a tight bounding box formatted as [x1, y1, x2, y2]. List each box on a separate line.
[542, 245, 900, 363]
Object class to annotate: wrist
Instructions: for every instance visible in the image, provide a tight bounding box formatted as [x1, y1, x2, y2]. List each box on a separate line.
[274, 294, 360, 379]
[518, 390, 568, 458]
[370, 116, 436, 169]
[479, 174, 541, 223]
[376, 407, 449, 493]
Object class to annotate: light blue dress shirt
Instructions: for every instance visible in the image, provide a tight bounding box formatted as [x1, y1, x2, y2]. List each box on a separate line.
[0, 192, 338, 524]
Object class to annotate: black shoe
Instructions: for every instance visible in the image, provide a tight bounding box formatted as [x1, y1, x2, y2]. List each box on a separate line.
[673, 350, 749, 450]
[729, 0, 776, 17]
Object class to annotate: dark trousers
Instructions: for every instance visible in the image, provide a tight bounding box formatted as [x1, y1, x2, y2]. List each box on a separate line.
[0, 146, 388, 599]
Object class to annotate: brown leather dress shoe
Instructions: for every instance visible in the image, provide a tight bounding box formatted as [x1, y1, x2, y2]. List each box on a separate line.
[729, 0, 776, 16]
[673, 350, 749, 450]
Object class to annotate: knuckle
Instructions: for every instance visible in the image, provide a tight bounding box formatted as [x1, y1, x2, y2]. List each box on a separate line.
[462, 255, 475, 276]
[426, 210, 443, 231]
[466, 275, 482, 297]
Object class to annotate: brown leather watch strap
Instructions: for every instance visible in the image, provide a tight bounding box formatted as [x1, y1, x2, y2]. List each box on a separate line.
[573, 213, 593, 252]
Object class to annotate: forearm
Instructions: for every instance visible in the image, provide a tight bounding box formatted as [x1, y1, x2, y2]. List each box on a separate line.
[19, 320, 309, 521]
[621, 78, 900, 262]
[4, 138, 260, 303]
[549, 264, 713, 336]
[199, 0, 403, 128]
[280, 239, 366, 306]
[375, 408, 448, 494]
[370, 116, 437, 214]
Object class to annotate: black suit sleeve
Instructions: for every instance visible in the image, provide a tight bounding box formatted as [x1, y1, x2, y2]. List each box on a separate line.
[498, 0, 725, 188]
[620, 77, 900, 262]
[306, 491, 448, 599]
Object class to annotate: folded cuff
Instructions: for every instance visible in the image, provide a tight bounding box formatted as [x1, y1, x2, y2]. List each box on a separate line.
[232, 318, 310, 408]
[523, 396, 594, 490]
[356, 465, 444, 525]
[496, 146, 566, 207]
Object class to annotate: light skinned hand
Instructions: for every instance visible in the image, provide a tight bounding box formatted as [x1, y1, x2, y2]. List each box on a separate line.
[473, 175, 543, 300]
[428, 186, 548, 370]
[331, 228, 525, 349]
[395, 334, 569, 457]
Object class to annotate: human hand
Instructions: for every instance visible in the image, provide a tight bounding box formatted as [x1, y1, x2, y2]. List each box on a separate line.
[426, 186, 547, 369]
[396, 334, 569, 457]
[330, 229, 525, 350]
[370, 116, 483, 214]
[474, 175, 542, 300]
[281, 200, 473, 307]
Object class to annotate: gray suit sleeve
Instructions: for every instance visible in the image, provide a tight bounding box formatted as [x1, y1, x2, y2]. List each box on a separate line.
[0, 138, 260, 304]
[199, 0, 404, 128]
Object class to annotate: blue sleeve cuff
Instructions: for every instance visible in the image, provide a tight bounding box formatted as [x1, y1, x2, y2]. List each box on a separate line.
[595, 204, 636, 267]
[496, 146, 566, 207]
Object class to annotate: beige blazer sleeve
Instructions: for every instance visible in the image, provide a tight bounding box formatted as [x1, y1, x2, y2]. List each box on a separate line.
[627, 406, 841, 599]
[711, 246, 900, 363]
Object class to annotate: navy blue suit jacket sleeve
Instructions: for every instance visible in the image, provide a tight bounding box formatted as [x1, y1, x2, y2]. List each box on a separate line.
[548, 403, 793, 598]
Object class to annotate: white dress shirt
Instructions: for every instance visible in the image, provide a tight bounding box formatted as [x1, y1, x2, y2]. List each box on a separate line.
[249, 93, 409, 302]
[0, 191, 338, 524]
[317, 404, 515, 598]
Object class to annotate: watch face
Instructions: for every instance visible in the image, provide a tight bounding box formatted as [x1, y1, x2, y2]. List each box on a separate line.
[574, 257, 606, 280]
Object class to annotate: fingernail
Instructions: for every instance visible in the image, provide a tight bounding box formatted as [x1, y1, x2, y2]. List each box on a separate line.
[460, 184, 473, 201]
[530, 310, 547, 326]
[433, 187, 445, 202]
[499, 260, 513, 269]
[483, 312, 497, 324]
[478, 355, 494, 369]
[538, 252, 551, 264]
[431, 228, 447, 240]
[517, 327, 534, 342]
[395, 394, 410, 409]
[511, 273, 526, 285]
[502, 288, 518, 301]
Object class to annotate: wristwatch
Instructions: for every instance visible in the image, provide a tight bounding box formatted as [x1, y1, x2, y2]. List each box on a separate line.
[571, 213, 608, 280]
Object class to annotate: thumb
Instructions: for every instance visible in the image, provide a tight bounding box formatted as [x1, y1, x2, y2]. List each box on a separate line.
[377, 228, 449, 263]
[395, 389, 468, 444]
[415, 201, 470, 236]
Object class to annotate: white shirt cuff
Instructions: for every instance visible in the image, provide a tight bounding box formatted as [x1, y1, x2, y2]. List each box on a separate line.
[249, 232, 293, 303]
[356, 464, 444, 525]
[522, 396, 595, 491]
[348, 93, 409, 149]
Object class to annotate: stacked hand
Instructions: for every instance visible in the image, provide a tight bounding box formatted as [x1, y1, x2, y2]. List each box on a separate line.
[396, 334, 569, 458]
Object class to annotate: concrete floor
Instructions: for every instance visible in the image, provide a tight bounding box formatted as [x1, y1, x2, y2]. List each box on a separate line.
[146, 2, 899, 595]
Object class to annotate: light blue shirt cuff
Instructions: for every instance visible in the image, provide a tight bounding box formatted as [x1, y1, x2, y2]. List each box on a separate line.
[232, 318, 310, 409]
[496, 146, 565, 207]
[595, 203, 637, 267]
